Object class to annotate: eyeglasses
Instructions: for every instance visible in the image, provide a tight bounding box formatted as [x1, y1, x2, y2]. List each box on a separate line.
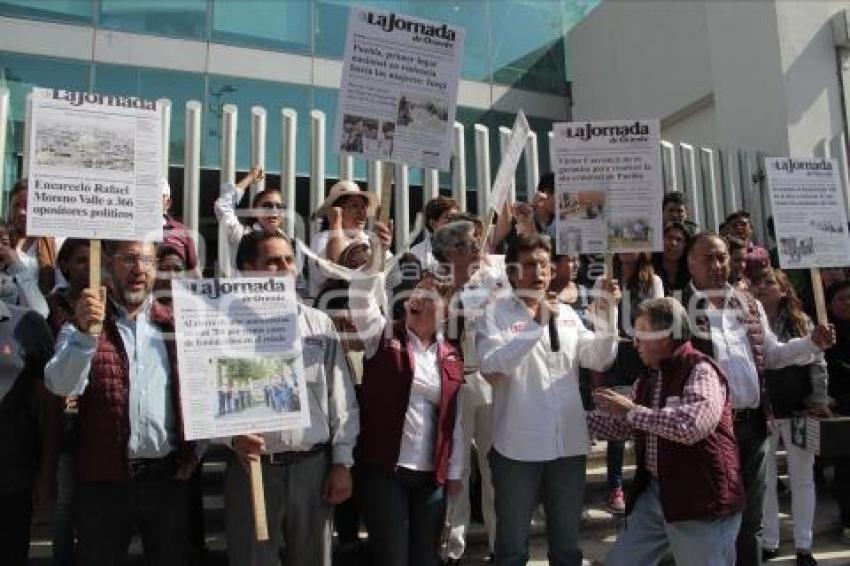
[114, 254, 156, 267]
[258, 202, 285, 210]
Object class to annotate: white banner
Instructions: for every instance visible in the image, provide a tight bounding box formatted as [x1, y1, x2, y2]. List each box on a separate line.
[172, 277, 310, 440]
[552, 119, 662, 255]
[490, 110, 530, 214]
[334, 8, 465, 171]
[765, 157, 850, 269]
[26, 88, 164, 241]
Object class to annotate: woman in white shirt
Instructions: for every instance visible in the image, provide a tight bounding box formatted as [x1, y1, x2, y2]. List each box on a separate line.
[214, 167, 285, 270]
[351, 269, 464, 566]
[410, 196, 458, 271]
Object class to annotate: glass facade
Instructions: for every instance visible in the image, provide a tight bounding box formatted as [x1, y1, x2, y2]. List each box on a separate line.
[0, 0, 599, 196]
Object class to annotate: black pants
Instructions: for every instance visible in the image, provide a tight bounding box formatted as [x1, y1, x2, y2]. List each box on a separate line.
[834, 455, 850, 528]
[734, 416, 768, 566]
[0, 488, 32, 566]
[76, 478, 191, 566]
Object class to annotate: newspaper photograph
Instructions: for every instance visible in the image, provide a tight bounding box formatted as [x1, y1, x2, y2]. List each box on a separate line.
[26, 88, 164, 241]
[765, 157, 850, 269]
[334, 7, 465, 171]
[172, 276, 310, 441]
[552, 120, 663, 254]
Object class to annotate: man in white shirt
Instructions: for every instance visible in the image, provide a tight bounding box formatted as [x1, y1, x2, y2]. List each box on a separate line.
[682, 232, 835, 566]
[226, 230, 359, 566]
[476, 233, 620, 566]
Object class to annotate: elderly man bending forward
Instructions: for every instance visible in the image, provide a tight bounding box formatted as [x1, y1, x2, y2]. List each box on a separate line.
[589, 297, 744, 566]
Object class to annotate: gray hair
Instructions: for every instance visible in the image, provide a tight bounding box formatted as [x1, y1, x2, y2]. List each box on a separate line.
[432, 220, 474, 263]
[634, 297, 691, 343]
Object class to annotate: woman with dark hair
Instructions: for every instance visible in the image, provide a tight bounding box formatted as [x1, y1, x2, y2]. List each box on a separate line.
[0, 220, 49, 316]
[7, 179, 57, 300]
[592, 252, 662, 513]
[350, 270, 465, 566]
[652, 221, 692, 296]
[825, 279, 850, 546]
[410, 196, 458, 270]
[753, 268, 828, 565]
[214, 167, 286, 270]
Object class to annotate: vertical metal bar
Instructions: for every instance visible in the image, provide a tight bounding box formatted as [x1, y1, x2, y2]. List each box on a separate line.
[310, 110, 326, 244]
[524, 130, 539, 202]
[218, 104, 238, 276]
[158, 98, 171, 180]
[700, 147, 722, 232]
[250, 106, 267, 199]
[21, 92, 32, 178]
[754, 152, 768, 245]
[183, 101, 202, 240]
[498, 125, 516, 205]
[0, 88, 8, 214]
[679, 143, 702, 227]
[719, 148, 739, 220]
[452, 122, 466, 211]
[660, 140, 679, 192]
[474, 124, 491, 216]
[339, 153, 354, 181]
[281, 108, 297, 240]
[368, 160, 383, 194]
[738, 150, 762, 241]
[394, 162, 409, 250]
[424, 168, 439, 200]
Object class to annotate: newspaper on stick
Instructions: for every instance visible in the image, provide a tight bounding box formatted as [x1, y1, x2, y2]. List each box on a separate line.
[172, 276, 310, 440]
[26, 88, 164, 241]
[765, 157, 850, 269]
[552, 119, 663, 255]
[334, 8, 465, 171]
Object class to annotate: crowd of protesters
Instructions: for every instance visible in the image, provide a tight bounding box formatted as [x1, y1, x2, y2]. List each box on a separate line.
[2, 166, 850, 566]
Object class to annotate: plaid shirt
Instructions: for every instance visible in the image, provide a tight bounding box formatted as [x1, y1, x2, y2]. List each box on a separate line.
[587, 361, 725, 477]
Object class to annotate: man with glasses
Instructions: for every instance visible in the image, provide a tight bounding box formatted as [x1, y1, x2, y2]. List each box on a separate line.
[44, 240, 199, 566]
[476, 233, 620, 566]
[590, 297, 744, 566]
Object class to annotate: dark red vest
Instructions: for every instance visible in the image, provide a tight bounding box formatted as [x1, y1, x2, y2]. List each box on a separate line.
[75, 299, 190, 482]
[356, 322, 464, 484]
[629, 342, 745, 522]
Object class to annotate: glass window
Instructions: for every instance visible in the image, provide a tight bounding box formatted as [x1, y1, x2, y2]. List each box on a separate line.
[93, 64, 205, 166]
[490, 0, 569, 95]
[314, 0, 403, 60]
[211, 0, 311, 54]
[404, 0, 490, 83]
[0, 0, 92, 23]
[99, 0, 208, 40]
[0, 51, 91, 190]
[205, 76, 311, 177]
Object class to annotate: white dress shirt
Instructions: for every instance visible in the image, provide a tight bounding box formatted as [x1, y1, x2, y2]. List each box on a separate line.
[689, 283, 822, 409]
[350, 273, 464, 479]
[476, 293, 618, 462]
[410, 234, 438, 271]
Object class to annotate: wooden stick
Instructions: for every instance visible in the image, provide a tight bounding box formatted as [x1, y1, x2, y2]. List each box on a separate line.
[249, 458, 269, 541]
[604, 253, 614, 280]
[811, 268, 829, 325]
[88, 240, 102, 336]
[376, 162, 394, 272]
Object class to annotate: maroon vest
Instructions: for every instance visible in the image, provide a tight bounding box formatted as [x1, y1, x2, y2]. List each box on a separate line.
[357, 322, 464, 484]
[629, 342, 745, 522]
[75, 299, 190, 482]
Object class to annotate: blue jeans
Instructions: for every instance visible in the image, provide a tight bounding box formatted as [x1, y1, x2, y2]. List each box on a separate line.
[359, 464, 445, 566]
[606, 481, 741, 566]
[489, 450, 586, 566]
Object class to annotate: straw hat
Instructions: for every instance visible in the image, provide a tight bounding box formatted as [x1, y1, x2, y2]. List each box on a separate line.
[314, 180, 378, 218]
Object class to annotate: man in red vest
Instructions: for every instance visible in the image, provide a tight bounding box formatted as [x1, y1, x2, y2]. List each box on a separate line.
[590, 297, 744, 565]
[45, 239, 198, 565]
